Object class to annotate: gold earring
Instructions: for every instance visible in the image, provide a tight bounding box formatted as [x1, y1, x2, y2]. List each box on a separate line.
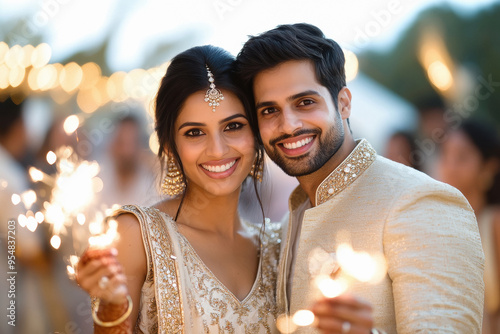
[250, 153, 264, 182]
[161, 155, 186, 196]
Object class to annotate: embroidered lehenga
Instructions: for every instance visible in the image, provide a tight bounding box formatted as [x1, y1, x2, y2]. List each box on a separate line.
[95, 205, 281, 333]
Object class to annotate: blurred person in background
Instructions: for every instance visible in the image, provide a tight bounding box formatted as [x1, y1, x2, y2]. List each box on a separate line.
[0, 96, 50, 333]
[414, 96, 448, 177]
[383, 131, 422, 170]
[97, 114, 160, 208]
[437, 118, 500, 334]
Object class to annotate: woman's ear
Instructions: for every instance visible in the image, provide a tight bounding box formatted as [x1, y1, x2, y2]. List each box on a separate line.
[337, 87, 352, 120]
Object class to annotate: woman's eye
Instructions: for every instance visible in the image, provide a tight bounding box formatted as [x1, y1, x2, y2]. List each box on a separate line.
[225, 122, 245, 131]
[185, 129, 204, 137]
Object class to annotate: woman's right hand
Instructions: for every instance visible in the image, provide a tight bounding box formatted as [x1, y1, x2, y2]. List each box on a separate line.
[76, 247, 129, 305]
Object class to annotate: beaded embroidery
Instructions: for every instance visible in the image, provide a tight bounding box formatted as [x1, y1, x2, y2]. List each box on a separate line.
[112, 205, 281, 333]
[316, 139, 377, 206]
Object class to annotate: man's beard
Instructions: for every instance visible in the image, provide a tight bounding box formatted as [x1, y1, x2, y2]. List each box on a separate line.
[265, 123, 344, 177]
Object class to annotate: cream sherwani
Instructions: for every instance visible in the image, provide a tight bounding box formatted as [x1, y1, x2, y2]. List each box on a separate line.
[277, 139, 484, 333]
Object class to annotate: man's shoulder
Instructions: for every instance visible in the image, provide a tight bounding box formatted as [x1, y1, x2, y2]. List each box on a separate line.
[367, 155, 470, 208]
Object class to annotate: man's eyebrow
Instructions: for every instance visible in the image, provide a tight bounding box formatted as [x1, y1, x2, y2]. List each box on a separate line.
[177, 114, 247, 131]
[255, 90, 322, 110]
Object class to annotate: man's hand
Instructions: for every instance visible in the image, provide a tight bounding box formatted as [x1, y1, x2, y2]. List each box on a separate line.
[311, 294, 374, 334]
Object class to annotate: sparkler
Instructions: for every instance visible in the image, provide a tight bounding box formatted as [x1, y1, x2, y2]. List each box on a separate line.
[10, 142, 121, 280]
[277, 235, 388, 333]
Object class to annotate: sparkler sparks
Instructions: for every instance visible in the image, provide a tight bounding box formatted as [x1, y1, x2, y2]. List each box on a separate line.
[279, 236, 388, 333]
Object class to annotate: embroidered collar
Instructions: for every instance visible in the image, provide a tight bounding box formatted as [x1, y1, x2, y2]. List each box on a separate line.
[289, 139, 377, 209]
[315, 139, 376, 206]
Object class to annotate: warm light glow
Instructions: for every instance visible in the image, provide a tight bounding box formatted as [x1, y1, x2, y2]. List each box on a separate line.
[50, 235, 62, 249]
[20, 44, 34, 68]
[21, 190, 37, 209]
[67, 265, 75, 276]
[124, 68, 147, 99]
[344, 50, 359, 82]
[77, 87, 101, 113]
[88, 219, 119, 248]
[149, 132, 160, 155]
[315, 275, 348, 298]
[80, 62, 101, 89]
[18, 214, 27, 227]
[8, 66, 25, 87]
[0, 64, 9, 89]
[292, 310, 315, 327]
[31, 43, 52, 68]
[37, 64, 58, 91]
[427, 60, 453, 92]
[4, 44, 23, 69]
[29, 167, 44, 182]
[63, 115, 80, 134]
[27, 216, 38, 232]
[276, 314, 297, 334]
[77, 213, 86, 225]
[0, 42, 8, 63]
[35, 211, 45, 223]
[336, 244, 387, 283]
[11, 193, 21, 205]
[60, 62, 83, 92]
[28, 67, 40, 90]
[46, 151, 57, 165]
[107, 71, 127, 102]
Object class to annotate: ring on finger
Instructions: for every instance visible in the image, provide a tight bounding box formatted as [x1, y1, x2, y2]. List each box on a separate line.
[341, 321, 351, 334]
[98, 276, 109, 289]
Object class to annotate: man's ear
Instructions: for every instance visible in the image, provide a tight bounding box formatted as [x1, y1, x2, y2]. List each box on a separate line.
[337, 87, 352, 120]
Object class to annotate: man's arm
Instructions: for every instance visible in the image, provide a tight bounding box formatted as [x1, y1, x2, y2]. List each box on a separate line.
[384, 181, 484, 333]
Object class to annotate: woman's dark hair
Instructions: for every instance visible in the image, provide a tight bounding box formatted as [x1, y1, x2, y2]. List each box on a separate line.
[458, 119, 500, 205]
[235, 23, 346, 109]
[155, 45, 265, 220]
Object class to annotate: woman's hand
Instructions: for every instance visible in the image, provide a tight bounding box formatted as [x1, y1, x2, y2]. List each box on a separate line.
[311, 294, 374, 334]
[76, 247, 129, 305]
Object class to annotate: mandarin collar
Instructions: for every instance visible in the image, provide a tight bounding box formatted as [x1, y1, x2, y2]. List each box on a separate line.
[289, 139, 377, 209]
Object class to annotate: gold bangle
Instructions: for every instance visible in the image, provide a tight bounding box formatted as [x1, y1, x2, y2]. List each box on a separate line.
[92, 295, 133, 327]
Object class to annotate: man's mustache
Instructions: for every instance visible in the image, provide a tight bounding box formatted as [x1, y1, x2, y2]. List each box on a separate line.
[269, 129, 321, 147]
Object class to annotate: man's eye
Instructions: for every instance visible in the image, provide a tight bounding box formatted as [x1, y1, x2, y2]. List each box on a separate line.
[185, 129, 204, 137]
[262, 107, 278, 115]
[298, 99, 314, 106]
[225, 122, 245, 131]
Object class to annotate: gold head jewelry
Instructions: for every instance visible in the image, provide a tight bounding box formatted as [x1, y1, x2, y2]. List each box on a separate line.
[161, 155, 186, 196]
[204, 65, 224, 112]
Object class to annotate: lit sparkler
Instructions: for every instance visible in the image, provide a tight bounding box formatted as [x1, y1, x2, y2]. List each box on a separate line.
[278, 235, 388, 333]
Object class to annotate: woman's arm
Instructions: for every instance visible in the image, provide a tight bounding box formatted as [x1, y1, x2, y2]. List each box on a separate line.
[77, 213, 147, 333]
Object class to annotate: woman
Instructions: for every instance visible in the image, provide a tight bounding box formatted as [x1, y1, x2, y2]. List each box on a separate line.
[76, 45, 374, 333]
[437, 119, 500, 334]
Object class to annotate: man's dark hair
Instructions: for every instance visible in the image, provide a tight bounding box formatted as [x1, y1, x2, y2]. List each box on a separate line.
[235, 23, 346, 109]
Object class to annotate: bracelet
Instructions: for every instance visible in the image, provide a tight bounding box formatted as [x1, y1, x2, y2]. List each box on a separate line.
[92, 295, 133, 327]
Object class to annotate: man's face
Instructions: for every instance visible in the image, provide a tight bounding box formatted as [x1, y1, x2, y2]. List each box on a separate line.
[253, 60, 346, 176]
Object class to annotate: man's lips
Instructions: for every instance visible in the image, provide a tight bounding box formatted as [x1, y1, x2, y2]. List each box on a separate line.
[276, 135, 316, 157]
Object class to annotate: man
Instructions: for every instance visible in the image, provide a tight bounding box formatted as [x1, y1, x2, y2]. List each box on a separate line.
[236, 23, 484, 333]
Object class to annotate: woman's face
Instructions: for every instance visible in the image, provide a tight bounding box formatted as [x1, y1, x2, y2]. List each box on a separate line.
[437, 130, 484, 195]
[174, 90, 256, 197]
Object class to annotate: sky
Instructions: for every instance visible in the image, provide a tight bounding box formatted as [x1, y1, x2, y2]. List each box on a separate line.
[1, 0, 498, 72]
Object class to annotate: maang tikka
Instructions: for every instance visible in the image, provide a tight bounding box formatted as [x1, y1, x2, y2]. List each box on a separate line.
[204, 65, 224, 112]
